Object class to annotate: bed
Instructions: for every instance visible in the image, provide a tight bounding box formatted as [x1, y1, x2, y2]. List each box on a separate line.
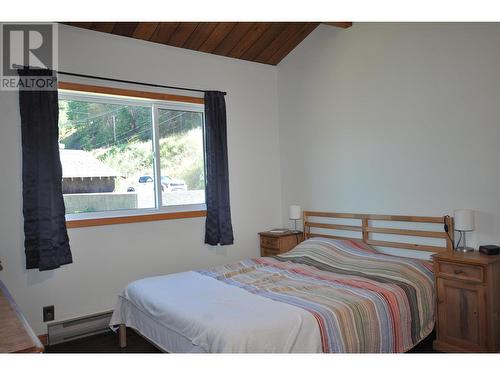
[110, 211, 454, 353]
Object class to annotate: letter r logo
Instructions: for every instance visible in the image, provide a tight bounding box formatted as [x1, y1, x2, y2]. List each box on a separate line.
[2, 24, 57, 76]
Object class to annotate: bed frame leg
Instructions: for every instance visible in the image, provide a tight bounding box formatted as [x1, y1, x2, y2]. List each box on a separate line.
[119, 324, 127, 348]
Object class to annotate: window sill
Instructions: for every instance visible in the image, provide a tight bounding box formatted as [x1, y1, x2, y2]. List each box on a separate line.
[66, 210, 207, 229]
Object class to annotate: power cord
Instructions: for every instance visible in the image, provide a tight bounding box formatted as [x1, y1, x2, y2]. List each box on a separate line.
[443, 215, 456, 249]
[456, 231, 462, 250]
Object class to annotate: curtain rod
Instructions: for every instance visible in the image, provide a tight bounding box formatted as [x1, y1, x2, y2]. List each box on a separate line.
[14, 65, 226, 95]
[58, 71, 226, 96]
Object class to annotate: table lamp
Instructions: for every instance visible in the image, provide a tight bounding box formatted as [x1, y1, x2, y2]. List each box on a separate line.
[289, 205, 301, 233]
[454, 209, 475, 252]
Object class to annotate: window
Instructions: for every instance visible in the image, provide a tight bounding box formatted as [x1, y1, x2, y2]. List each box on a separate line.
[58, 84, 206, 225]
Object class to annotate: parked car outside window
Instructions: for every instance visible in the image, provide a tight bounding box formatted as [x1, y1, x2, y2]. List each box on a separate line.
[161, 176, 188, 192]
[127, 175, 187, 192]
[138, 176, 153, 184]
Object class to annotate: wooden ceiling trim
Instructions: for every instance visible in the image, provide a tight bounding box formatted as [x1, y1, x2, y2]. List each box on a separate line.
[212, 22, 255, 55]
[198, 22, 238, 53]
[182, 22, 219, 50]
[132, 22, 159, 40]
[149, 22, 179, 43]
[168, 22, 198, 47]
[323, 22, 352, 28]
[111, 22, 138, 37]
[240, 22, 288, 61]
[254, 22, 304, 63]
[92, 22, 115, 33]
[267, 22, 320, 65]
[69, 22, 94, 29]
[227, 22, 272, 59]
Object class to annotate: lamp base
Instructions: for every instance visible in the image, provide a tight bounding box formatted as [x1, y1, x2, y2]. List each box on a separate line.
[455, 246, 475, 253]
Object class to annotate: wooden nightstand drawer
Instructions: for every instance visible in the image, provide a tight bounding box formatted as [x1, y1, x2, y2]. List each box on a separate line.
[260, 236, 279, 249]
[261, 247, 280, 257]
[258, 231, 303, 257]
[438, 261, 484, 283]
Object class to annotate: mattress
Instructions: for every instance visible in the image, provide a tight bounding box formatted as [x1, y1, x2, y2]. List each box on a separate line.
[110, 270, 321, 352]
[110, 237, 435, 353]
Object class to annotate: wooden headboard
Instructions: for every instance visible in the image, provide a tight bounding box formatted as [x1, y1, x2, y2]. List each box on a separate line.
[303, 211, 454, 254]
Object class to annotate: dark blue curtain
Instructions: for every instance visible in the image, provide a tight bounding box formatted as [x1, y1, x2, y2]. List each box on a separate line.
[204, 91, 234, 245]
[18, 68, 72, 270]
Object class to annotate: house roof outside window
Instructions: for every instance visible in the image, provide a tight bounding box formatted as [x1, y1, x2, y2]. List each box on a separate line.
[59, 149, 122, 179]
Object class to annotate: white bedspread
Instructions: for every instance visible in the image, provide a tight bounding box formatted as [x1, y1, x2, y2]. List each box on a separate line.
[110, 271, 322, 353]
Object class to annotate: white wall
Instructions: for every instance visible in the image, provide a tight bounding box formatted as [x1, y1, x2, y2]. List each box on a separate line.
[278, 23, 500, 250]
[0, 24, 283, 335]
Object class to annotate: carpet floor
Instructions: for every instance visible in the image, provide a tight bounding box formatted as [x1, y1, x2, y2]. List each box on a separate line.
[45, 329, 436, 353]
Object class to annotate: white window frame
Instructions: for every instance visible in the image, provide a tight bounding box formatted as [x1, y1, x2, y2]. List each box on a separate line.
[59, 90, 206, 222]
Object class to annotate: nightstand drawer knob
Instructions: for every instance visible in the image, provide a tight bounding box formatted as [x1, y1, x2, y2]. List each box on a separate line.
[454, 269, 464, 275]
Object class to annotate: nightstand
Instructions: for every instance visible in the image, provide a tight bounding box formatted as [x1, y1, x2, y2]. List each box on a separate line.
[258, 231, 303, 257]
[433, 251, 500, 352]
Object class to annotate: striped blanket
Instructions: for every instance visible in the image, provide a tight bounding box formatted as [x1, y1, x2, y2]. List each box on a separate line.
[197, 238, 435, 353]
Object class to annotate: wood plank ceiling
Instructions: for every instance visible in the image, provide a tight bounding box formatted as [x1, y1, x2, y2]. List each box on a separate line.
[63, 22, 352, 65]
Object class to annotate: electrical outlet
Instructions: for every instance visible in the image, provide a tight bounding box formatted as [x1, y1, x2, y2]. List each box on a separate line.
[43, 305, 54, 322]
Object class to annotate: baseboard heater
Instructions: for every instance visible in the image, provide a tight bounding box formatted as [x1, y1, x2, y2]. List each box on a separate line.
[47, 310, 114, 345]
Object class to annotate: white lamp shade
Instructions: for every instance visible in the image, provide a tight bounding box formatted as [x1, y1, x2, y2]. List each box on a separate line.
[289, 205, 301, 220]
[454, 209, 475, 231]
